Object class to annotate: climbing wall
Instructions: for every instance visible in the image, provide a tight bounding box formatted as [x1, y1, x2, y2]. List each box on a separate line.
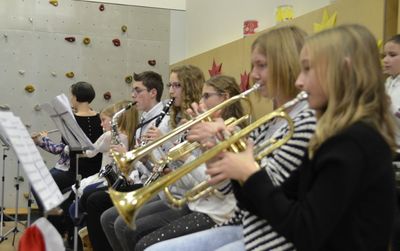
[0, 0, 170, 208]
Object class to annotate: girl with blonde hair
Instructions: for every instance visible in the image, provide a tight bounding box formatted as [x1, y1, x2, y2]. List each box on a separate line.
[75, 100, 139, 251]
[147, 25, 316, 251]
[168, 24, 396, 251]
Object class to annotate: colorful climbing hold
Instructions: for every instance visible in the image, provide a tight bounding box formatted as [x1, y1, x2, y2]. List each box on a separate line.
[65, 37, 76, 42]
[25, 84, 35, 93]
[112, 39, 121, 47]
[125, 75, 133, 84]
[83, 37, 91, 45]
[49, 0, 58, 7]
[66, 72, 75, 78]
[103, 91, 111, 100]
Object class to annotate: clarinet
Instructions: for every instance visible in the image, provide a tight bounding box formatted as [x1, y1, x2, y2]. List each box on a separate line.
[155, 98, 175, 127]
[99, 102, 136, 189]
[143, 98, 175, 186]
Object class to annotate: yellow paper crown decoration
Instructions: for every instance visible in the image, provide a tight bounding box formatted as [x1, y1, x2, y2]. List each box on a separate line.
[275, 5, 294, 23]
[377, 39, 383, 50]
[313, 9, 337, 33]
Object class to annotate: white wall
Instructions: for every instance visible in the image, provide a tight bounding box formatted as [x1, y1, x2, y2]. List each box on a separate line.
[170, 11, 186, 64]
[0, 0, 170, 208]
[170, 0, 332, 64]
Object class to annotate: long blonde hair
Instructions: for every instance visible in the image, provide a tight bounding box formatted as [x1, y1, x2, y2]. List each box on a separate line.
[252, 26, 307, 100]
[170, 65, 204, 128]
[101, 100, 139, 150]
[305, 24, 397, 156]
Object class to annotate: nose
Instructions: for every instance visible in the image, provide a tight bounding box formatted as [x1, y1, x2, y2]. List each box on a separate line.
[250, 67, 259, 81]
[382, 55, 389, 65]
[295, 73, 304, 90]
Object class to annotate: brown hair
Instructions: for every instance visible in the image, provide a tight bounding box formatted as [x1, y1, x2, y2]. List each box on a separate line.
[169, 65, 205, 128]
[205, 75, 245, 122]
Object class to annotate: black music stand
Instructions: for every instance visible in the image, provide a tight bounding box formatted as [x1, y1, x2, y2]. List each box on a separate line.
[2, 160, 24, 246]
[41, 93, 94, 251]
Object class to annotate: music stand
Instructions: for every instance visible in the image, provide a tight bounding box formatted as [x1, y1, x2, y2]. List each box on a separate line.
[4, 160, 23, 246]
[0, 112, 65, 246]
[41, 94, 94, 251]
[0, 131, 14, 243]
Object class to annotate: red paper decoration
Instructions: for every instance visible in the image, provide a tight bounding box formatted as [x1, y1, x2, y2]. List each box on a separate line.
[243, 20, 258, 36]
[240, 71, 250, 92]
[112, 39, 121, 47]
[208, 59, 222, 77]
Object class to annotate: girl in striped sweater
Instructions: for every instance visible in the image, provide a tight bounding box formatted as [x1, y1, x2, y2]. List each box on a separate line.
[146, 25, 316, 251]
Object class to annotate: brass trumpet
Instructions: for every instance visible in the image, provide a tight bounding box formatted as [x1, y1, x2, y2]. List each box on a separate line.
[143, 115, 250, 187]
[109, 91, 308, 228]
[111, 83, 260, 174]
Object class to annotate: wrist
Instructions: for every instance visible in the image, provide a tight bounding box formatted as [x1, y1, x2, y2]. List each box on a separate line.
[240, 161, 260, 183]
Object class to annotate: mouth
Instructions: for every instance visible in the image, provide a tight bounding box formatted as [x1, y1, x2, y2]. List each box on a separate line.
[256, 81, 266, 89]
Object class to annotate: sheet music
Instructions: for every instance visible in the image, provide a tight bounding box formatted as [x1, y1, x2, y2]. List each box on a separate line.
[41, 93, 94, 151]
[0, 117, 11, 147]
[0, 112, 64, 212]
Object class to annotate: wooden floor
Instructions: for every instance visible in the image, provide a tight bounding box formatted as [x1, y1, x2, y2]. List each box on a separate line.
[0, 207, 39, 251]
[0, 220, 25, 251]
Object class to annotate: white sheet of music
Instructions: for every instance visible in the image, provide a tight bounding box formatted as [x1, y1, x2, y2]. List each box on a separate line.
[0, 111, 64, 212]
[41, 93, 94, 151]
[0, 124, 11, 147]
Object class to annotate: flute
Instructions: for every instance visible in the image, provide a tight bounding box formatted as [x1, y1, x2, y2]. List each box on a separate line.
[31, 129, 59, 139]
[47, 129, 59, 134]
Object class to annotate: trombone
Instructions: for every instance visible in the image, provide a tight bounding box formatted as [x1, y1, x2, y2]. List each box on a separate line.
[109, 91, 308, 228]
[111, 83, 260, 174]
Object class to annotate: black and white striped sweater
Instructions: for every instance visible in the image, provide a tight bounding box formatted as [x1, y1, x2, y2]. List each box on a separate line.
[219, 100, 316, 251]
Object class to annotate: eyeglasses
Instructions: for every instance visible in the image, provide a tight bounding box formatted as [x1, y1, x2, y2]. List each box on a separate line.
[131, 87, 148, 95]
[201, 92, 222, 100]
[167, 82, 182, 89]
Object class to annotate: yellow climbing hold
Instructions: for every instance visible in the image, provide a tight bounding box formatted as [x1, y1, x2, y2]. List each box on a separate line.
[66, 72, 75, 78]
[49, 0, 58, 7]
[25, 84, 35, 93]
[83, 37, 91, 45]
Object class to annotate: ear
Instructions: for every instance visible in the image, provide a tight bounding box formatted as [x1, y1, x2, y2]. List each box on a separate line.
[149, 88, 157, 99]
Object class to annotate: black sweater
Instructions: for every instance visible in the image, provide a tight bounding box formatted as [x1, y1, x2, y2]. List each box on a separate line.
[238, 122, 396, 251]
[68, 114, 103, 178]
